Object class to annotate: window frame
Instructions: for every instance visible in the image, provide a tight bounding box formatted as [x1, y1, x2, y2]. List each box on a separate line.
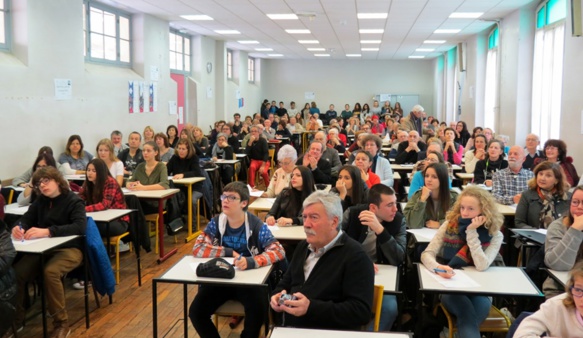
[0, 0, 11, 51]
[248, 57, 255, 83]
[483, 25, 500, 130]
[227, 49, 233, 80]
[84, 0, 132, 67]
[169, 29, 191, 74]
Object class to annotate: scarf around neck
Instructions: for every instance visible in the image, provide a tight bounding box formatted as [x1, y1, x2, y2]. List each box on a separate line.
[442, 217, 492, 268]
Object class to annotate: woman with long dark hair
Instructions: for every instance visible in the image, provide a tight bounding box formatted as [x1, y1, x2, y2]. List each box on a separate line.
[454, 121, 471, 148]
[442, 127, 464, 165]
[464, 126, 483, 153]
[473, 139, 508, 186]
[404, 163, 459, 229]
[332, 165, 367, 211]
[265, 166, 315, 226]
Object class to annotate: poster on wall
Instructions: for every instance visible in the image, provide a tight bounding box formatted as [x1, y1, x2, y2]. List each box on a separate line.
[54, 79, 72, 100]
[128, 81, 134, 113]
[305, 91, 315, 100]
[139, 81, 145, 113]
[149, 82, 158, 112]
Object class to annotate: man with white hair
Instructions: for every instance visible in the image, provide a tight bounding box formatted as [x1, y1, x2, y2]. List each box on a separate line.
[395, 130, 427, 164]
[314, 131, 342, 177]
[388, 130, 409, 159]
[263, 119, 276, 140]
[400, 104, 425, 135]
[270, 191, 374, 330]
[523, 133, 542, 170]
[492, 146, 534, 205]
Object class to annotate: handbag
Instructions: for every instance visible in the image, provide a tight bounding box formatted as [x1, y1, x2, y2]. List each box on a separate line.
[166, 217, 184, 236]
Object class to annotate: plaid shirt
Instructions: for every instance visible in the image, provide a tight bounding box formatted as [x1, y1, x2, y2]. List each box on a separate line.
[492, 167, 534, 205]
[80, 176, 129, 222]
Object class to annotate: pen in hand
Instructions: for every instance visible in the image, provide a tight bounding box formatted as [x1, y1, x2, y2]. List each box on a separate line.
[18, 224, 24, 242]
[233, 254, 242, 266]
[434, 268, 455, 275]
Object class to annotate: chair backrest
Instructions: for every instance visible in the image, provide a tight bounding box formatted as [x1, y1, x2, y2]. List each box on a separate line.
[371, 284, 384, 332]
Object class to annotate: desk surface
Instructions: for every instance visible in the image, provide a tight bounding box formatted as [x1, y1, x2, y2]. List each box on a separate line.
[157, 256, 273, 286]
[456, 173, 474, 179]
[392, 164, 462, 171]
[496, 203, 517, 216]
[547, 269, 569, 287]
[418, 264, 542, 296]
[406, 228, 438, 244]
[171, 177, 205, 185]
[215, 159, 241, 164]
[4, 203, 28, 215]
[65, 174, 86, 180]
[270, 327, 411, 338]
[123, 188, 180, 199]
[13, 235, 80, 253]
[375, 264, 399, 293]
[270, 225, 306, 241]
[248, 198, 276, 211]
[510, 229, 547, 245]
[87, 209, 133, 222]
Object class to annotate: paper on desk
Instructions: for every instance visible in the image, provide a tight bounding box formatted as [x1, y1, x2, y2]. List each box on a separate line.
[427, 269, 480, 288]
[534, 229, 548, 235]
[247, 185, 264, 197]
[267, 225, 280, 231]
[122, 188, 131, 194]
[12, 238, 48, 246]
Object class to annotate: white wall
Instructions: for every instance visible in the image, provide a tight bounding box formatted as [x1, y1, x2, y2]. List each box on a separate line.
[261, 59, 435, 115]
[0, 0, 179, 179]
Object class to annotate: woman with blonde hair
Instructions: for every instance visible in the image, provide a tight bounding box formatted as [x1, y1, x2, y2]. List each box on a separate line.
[95, 138, 124, 186]
[143, 126, 155, 143]
[421, 186, 504, 338]
[192, 126, 209, 153]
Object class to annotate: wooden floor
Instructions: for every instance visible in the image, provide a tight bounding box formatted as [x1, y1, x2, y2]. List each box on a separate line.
[21, 222, 247, 338]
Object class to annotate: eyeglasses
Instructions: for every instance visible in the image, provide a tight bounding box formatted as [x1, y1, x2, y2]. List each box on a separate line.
[571, 199, 583, 207]
[220, 194, 240, 202]
[34, 178, 51, 189]
[571, 286, 583, 298]
[425, 158, 438, 163]
[278, 160, 293, 166]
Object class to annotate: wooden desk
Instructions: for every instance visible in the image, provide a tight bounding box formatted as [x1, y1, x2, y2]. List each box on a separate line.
[270, 327, 412, 338]
[13, 236, 89, 337]
[124, 189, 180, 263]
[171, 177, 206, 243]
[4, 203, 28, 215]
[152, 256, 273, 338]
[215, 159, 241, 181]
[406, 228, 438, 244]
[456, 172, 474, 184]
[417, 264, 542, 297]
[248, 197, 276, 216]
[496, 203, 517, 216]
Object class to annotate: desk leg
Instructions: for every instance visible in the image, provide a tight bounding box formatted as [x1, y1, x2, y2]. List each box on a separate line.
[185, 184, 195, 243]
[152, 280, 158, 338]
[157, 197, 177, 263]
[183, 284, 188, 337]
[41, 255, 48, 338]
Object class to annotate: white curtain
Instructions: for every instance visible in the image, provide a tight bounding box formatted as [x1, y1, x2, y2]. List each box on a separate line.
[531, 24, 564, 145]
[484, 48, 498, 130]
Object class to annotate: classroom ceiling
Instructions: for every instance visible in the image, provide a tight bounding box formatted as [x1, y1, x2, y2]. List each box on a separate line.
[107, 0, 535, 60]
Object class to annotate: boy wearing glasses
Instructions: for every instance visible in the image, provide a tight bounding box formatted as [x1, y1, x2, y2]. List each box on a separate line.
[189, 181, 285, 338]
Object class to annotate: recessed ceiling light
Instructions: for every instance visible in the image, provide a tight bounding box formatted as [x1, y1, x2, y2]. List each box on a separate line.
[238, 40, 259, 44]
[449, 12, 483, 19]
[181, 15, 213, 21]
[424, 40, 446, 44]
[359, 29, 384, 34]
[416, 48, 435, 52]
[215, 30, 241, 35]
[409, 56, 425, 59]
[307, 48, 326, 51]
[434, 29, 461, 34]
[361, 47, 379, 51]
[346, 54, 362, 57]
[299, 40, 319, 44]
[360, 40, 381, 44]
[267, 14, 298, 20]
[286, 29, 311, 34]
[314, 54, 330, 57]
[357, 13, 388, 19]
[268, 54, 283, 57]
[255, 48, 273, 51]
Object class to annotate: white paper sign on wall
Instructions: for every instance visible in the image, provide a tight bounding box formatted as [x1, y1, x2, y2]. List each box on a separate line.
[305, 92, 315, 100]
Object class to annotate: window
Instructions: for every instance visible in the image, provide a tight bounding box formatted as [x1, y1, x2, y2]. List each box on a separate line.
[531, 0, 566, 144]
[484, 26, 499, 130]
[0, 0, 10, 50]
[84, 1, 131, 66]
[169, 30, 191, 73]
[248, 57, 255, 83]
[227, 49, 233, 79]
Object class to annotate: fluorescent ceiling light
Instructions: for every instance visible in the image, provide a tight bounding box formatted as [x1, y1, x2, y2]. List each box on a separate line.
[314, 54, 330, 57]
[238, 40, 259, 44]
[449, 12, 483, 19]
[360, 40, 381, 44]
[299, 40, 319, 44]
[416, 48, 435, 52]
[409, 56, 425, 59]
[255, 48, 273, 51]
[434, 29, 461, 34]
[361, 47, 379, 51]
[346, 54, 361, 57]
[424, 40, 446, 44]
[357, 13, 388, 19]
[215, 30, 241, 34]
[268, 54, 283, 57]
[359, 29, 384, 34]
[307, 48, 326, 51]
[286, 29, 311, 34]
[181, 15, 213, 21]
[267, 14, 298, 20]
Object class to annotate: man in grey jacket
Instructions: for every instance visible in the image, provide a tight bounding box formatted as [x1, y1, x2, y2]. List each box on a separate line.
[313, 131, 342, 177]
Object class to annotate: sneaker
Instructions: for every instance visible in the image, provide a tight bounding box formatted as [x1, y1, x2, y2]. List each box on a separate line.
[118, 241, 130, 253]
[50, 323, 70, 338]
[72, 281, 91, 290]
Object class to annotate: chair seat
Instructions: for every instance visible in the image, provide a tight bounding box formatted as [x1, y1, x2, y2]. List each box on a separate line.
[480, 307, 512, 331]
[215, 300, 245, 316]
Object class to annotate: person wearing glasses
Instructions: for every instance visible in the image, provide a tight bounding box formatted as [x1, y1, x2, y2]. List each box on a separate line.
[534, 139, 579, 187]
[17, 152, 59, 207]
[262, 145, 297, 198]
[513, 260, 583, 337]
[544, 186, 583, 298]
[190, 181, 285, 338]
[10, 167, 86, 338]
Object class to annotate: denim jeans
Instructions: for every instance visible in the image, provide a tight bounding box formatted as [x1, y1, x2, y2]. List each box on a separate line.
[441, 294, 491, 338]
[368, 294, 398, 331]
